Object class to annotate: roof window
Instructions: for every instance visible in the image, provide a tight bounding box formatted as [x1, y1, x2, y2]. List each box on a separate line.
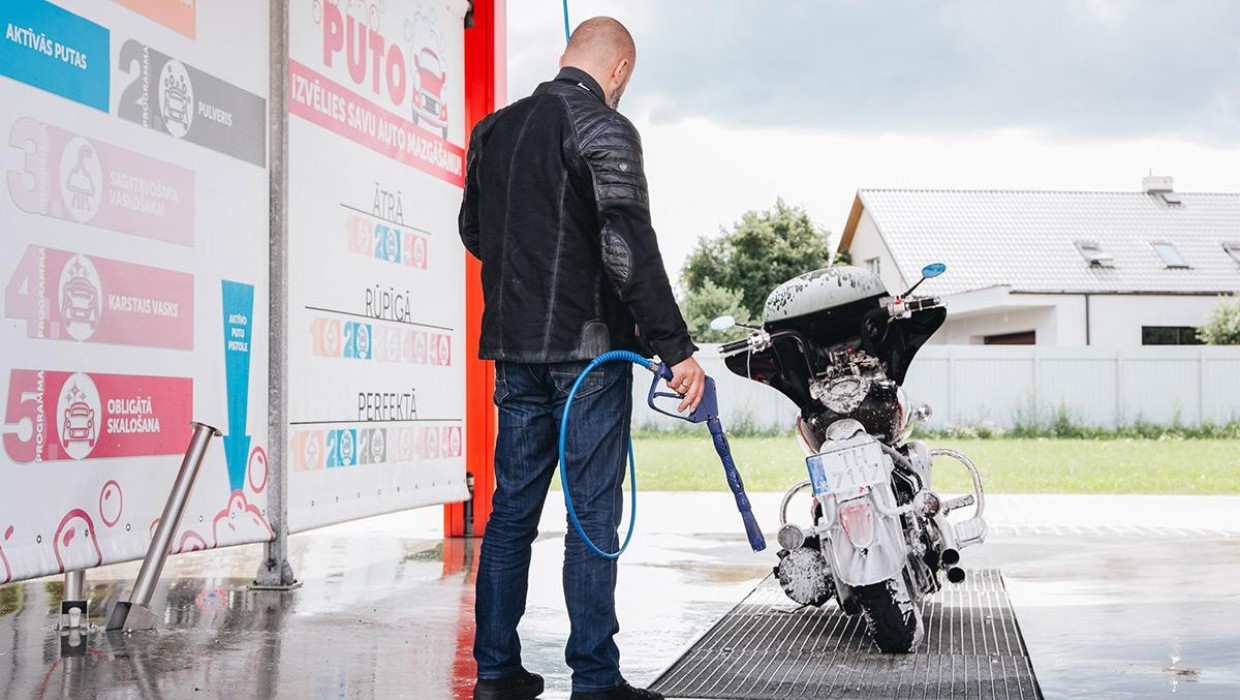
[1224, 242, 1240, 267]
[1074, 240, 1115, 269]
[1159, 191, 1184, 206]
[1151, 242, 1189, 269]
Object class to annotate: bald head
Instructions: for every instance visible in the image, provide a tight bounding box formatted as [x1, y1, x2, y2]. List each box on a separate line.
[560, 17, 636, 109]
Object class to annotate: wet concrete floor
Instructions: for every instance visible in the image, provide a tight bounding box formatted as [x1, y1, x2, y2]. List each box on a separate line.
[1, 493, 1238, 699]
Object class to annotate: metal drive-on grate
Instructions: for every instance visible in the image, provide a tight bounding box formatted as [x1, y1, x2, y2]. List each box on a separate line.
[649, 569, 1042, 700]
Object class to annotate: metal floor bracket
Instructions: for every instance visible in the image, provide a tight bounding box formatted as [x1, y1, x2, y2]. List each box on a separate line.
[105, 602, 162, 633]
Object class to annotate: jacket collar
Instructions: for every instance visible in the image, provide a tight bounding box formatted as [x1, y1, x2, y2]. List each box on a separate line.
[554, 66, 607, 105]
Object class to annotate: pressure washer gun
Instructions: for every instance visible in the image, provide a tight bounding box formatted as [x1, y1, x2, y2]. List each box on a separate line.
[560, 350, 766, 558]
[648, 364, 767, 552]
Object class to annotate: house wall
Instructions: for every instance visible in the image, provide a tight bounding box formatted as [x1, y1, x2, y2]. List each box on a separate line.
[934, 293, 1225, 346]
[1087, 294, 1224, 346]
[846, 211, 909, 293]
[933, 305, 1060, 345]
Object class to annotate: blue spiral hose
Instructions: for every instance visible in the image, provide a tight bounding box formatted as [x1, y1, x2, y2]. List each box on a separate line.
[558, 350, 653, 560]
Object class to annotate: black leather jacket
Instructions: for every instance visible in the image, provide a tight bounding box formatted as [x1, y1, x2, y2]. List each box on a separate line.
[459, 67, 697, 366]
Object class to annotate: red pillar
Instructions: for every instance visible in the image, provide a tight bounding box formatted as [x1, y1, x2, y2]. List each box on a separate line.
[446, 0, 504, 538]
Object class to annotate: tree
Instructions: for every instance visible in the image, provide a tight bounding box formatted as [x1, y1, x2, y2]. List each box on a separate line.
[680, 199, 833, 322]
[680, 279, 752, 343]
[1198, 294, 1240, 345]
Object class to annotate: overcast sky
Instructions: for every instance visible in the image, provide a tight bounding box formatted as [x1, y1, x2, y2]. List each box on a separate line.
[505, 1, 1240, 287]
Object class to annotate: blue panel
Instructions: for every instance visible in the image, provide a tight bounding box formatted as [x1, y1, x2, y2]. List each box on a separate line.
[0, 0, 110, 111]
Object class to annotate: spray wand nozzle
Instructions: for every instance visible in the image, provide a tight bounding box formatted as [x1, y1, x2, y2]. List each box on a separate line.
[645, 363, 766, 552]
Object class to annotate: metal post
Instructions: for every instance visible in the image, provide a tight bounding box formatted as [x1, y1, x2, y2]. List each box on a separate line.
[463, 472, 476, 538]
[106, 422, 220, 632]
[254, 0, 298, 591]
[59, 570, 86, 629]
[64, 570, 85, 600]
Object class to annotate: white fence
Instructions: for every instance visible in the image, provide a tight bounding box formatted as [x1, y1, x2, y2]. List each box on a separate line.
[632, 345, 1240, 432]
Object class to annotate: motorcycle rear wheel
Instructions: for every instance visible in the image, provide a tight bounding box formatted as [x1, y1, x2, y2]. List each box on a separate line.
[855, 578, 924, 653]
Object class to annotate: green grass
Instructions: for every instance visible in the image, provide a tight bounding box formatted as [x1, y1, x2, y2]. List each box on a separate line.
[622, 435, 1240, 494]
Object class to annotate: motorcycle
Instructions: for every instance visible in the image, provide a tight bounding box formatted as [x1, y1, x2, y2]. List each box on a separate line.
[714, 263, 987, 653]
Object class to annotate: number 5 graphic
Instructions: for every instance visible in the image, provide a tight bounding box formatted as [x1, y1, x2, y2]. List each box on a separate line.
[3, 371, 43, 463]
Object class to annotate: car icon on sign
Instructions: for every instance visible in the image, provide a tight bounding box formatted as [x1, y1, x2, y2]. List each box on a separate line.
[412, 48, 448, 140]
[63, 401, 97, 448]
[61, 276, 99, 328]
[162, 75, 192, 128]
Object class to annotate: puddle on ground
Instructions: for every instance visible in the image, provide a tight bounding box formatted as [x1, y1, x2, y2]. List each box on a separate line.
[653, 559, 769, 585]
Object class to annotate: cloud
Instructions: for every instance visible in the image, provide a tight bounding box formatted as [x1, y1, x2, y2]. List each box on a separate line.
[510, 0, 1240, 144]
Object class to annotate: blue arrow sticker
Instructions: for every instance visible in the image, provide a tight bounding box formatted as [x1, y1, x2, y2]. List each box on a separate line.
[221, 280, 254, 492]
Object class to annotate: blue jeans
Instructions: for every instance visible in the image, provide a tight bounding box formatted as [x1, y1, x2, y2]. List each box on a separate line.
[474, 360, 633, 693]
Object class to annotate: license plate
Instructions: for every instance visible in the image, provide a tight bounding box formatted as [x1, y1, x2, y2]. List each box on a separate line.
[806, 442, 887, 495]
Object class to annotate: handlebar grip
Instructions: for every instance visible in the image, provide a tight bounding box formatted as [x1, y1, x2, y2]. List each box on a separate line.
[720, 338, 749, 355]
[907, 297, 942, 312]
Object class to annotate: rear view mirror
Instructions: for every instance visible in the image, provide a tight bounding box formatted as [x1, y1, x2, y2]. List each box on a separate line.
[902, 262, 948, 297]
[709, 315, 736, 332]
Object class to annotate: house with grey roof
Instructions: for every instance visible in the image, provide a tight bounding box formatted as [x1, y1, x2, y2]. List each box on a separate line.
[836, 177, 1240, 346]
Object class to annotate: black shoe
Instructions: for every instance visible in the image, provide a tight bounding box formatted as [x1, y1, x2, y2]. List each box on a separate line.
[473, 669, 545, 700]
[569, 680, 664, 700]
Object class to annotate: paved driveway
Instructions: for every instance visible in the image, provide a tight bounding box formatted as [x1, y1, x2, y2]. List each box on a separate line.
[0, 493, 1236, 699]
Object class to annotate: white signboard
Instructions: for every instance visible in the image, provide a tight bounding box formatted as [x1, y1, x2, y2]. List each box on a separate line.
[286, 0, 470, 532]
[0, 0, 271, 583]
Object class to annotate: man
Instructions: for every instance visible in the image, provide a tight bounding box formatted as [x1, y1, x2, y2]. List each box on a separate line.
[459, 16, 705, 700]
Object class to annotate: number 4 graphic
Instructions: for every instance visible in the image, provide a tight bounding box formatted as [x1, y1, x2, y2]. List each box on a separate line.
[5, 246, 49, 338]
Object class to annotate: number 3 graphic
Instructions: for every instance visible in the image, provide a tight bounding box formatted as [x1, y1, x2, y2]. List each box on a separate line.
[7, 118, 49, 214]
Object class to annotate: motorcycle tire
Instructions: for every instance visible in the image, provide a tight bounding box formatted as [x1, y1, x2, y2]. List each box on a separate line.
[837, 584, 862, 616]
[855, 578, 924, 654]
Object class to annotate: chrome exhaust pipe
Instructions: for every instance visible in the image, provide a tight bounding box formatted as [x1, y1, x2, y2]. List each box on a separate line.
[946, 567, 966, 584]
[941, 548, 960, 567]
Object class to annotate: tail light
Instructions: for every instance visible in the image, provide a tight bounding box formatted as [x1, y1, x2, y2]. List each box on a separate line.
[838, 499, 876, 549]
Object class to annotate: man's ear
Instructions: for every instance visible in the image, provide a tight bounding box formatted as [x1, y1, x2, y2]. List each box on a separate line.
[613, 58, 630, 84]
[559, 53, 568, 69]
